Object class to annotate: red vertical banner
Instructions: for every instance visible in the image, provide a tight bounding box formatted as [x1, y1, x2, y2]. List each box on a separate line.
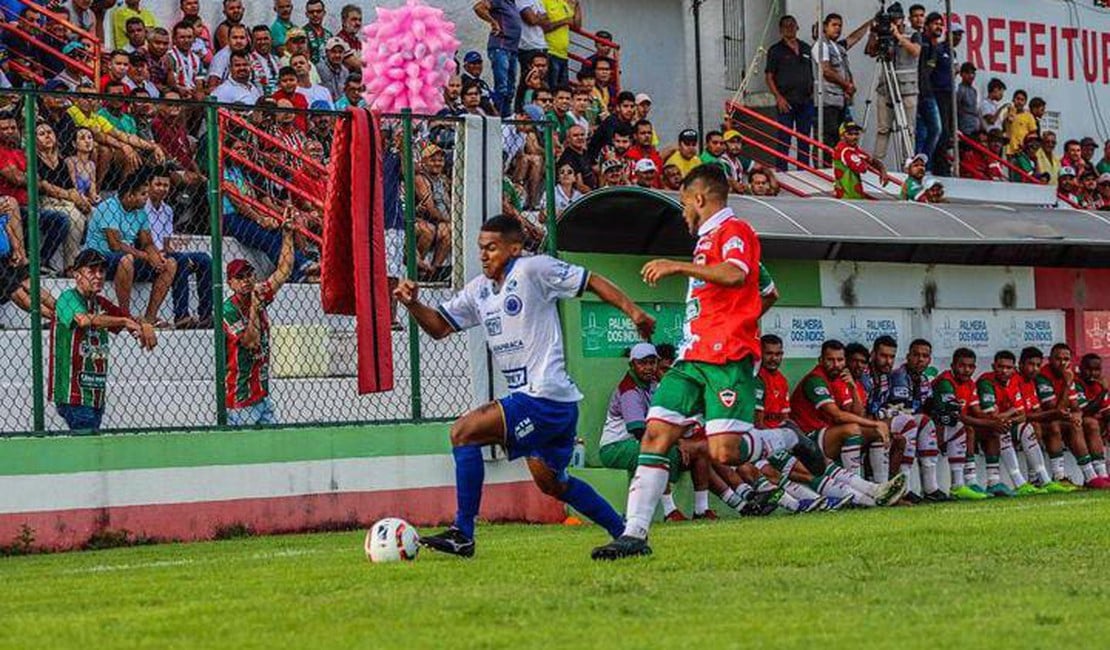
[1084, 311, 1110, 358]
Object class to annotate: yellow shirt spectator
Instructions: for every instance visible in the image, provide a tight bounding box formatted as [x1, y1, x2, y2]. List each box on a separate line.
[543, 0, 573, 59]
[1007, 110, 1037, 156]
[664, 151, 702, 178]
[67, 105, 116, 134]
[1036, 149, 1062, 184]
[111, 6, 157, 51]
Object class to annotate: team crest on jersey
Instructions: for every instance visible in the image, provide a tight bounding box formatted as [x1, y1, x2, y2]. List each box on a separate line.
[504, 294, 523, 316]
[722, 236, 745, 255]
[693, 254, 707, 266]
[814, 386, 830, 397]
[718, 389, 737, 408]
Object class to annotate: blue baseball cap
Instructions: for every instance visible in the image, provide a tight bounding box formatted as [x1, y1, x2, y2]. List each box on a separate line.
[523, 104, 545, 122]
[463, 51, 482, 64]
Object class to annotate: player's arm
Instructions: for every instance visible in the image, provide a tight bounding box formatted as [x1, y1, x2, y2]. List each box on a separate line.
[392, 279, 458, 340]
[641, 259, 746, 288]
[585, 272, 654, 340]
[758, 262, 778, 316]
[807, 376, 880, 428]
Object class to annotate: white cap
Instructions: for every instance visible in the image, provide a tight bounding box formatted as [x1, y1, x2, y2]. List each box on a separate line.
[630, 342, 658, 360]
[904, 153, 928, 170]
[635, 158, 657, 173]
[923, 176, 942, 190]
[635, 92, 652, 105]
[1059, 166, 1077, 178]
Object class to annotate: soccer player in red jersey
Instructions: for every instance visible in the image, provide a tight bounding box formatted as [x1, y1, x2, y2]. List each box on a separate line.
[1034, 344, 1109, 488]
[971, 350, 1044, 497]
[1014, 347, 1074, 493]
[1076, 353, 1110, 488]
[592, 166, 826, 560]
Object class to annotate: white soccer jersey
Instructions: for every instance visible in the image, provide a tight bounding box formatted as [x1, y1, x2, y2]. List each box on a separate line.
[437, 255, 589, 403]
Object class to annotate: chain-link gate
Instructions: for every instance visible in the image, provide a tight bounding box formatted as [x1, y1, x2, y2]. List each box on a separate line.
[0, 88, 554, 435]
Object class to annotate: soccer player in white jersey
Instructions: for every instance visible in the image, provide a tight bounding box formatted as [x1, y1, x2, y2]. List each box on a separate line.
[393, 215, 655, 557]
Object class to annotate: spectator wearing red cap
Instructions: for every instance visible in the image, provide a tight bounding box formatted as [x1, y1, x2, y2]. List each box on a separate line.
[1010, 132, 1044, 183]
[222, 219, 296, 426]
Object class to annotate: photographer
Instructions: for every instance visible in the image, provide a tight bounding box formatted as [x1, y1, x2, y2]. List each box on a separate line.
[816, 13, 871, 163]
[915, 12, 949, 174]
[865, 2, 921, 164]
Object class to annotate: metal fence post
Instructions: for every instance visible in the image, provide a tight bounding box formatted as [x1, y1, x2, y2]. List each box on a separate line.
[206, 102, 228, 427]
[542, 121, 558, 256]
[23, 94, 44, 432]
[401, 109, 422, 420]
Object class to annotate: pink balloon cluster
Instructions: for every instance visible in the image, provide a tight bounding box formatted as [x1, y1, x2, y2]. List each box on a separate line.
[361, 0, 460, 114]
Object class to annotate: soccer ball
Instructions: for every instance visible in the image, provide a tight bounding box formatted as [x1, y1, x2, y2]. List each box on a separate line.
[364, 518, 420, 563]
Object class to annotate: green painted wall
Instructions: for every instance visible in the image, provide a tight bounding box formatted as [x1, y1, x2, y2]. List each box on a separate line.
[0, 422, 451, 476]
[561, 254, 823, 466]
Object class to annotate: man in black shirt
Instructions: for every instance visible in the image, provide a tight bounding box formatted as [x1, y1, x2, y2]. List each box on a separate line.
[765, 15, 815, 171]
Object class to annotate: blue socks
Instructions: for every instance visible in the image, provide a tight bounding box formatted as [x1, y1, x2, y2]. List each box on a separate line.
[452, 445, 484, 539]
[453, 445, 624, 541]
[561, 476, 625, 539]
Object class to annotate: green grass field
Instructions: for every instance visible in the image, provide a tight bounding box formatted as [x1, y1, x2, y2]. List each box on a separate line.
[4, 493, 1109, 649]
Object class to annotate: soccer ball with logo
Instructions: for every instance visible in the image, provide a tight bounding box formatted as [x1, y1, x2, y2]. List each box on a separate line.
[364, 518, 420, 563]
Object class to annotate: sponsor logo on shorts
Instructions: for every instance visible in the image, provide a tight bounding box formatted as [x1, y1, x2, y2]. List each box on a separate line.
[514, 417, 535, 439]
[718, 389, 737, 408]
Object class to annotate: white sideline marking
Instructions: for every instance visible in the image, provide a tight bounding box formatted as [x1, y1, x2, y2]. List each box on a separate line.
[64, 547, 342, 574]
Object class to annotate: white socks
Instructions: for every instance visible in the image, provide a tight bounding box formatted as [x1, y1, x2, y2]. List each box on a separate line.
[869, 446, 890, 483]
[623, 465, 669, 539]
[693, 490, 709, 515]
[660, 492, 677, 516]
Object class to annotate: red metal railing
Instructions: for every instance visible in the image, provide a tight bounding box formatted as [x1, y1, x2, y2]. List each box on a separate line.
[1, 0, 101, 83]
[569, 25, 620, 91]
[217, 109, 326, 245]
[956, 131, 1080, 210]
[728, 100, 903, 191]
[219, 109, 328, 177]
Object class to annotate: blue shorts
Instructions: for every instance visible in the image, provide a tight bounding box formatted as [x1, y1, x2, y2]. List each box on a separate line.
[498, 392, 578, 482]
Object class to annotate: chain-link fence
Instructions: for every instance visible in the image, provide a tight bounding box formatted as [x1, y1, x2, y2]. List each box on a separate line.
[1, 88, 548, 435]
[501, 117, 556, 252]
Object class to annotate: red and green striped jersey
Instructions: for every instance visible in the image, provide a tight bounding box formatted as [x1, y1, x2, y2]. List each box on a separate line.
[223, 283, 275, 409]
[833, 141, 871, 200]
[49, 288, 124, 409]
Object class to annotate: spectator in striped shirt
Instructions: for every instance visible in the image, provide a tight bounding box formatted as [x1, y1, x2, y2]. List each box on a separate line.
[50, 248, 156, 431]
[222, 220, 295, 426]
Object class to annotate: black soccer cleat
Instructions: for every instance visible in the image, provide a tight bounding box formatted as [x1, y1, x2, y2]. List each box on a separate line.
[418, 527, 475, 558]
[739, 488, 782, 517]
[923, 490, 953, 503]
[787, 422, 828, 476]
[903, 491, 924, 505]
[591, 535, 652, 561]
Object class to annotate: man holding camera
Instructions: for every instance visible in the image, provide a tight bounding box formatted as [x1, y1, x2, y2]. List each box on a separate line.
[865, 2, 921, 164]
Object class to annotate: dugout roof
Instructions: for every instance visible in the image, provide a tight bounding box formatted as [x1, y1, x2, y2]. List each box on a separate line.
[557, 188, 1110, 267]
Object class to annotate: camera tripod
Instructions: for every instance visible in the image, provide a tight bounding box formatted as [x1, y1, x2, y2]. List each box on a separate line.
[860, 56, 915, 164]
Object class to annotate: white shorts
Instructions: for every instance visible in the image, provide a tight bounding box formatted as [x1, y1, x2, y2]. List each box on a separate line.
[385, 228, 404, 278]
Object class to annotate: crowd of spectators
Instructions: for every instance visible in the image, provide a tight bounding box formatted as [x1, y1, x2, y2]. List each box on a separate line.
[762, 3, 1110, 207]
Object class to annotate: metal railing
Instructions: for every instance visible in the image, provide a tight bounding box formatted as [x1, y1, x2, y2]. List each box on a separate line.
[1, 0, 101, 87]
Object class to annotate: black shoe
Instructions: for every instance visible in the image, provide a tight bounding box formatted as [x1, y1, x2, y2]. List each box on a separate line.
[418, 527, 475, 558]
[740, 488, 781, 517]
[591, 535, 652, 561]
[923, 490, 952, 503]
[903, 491, 923, 504]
